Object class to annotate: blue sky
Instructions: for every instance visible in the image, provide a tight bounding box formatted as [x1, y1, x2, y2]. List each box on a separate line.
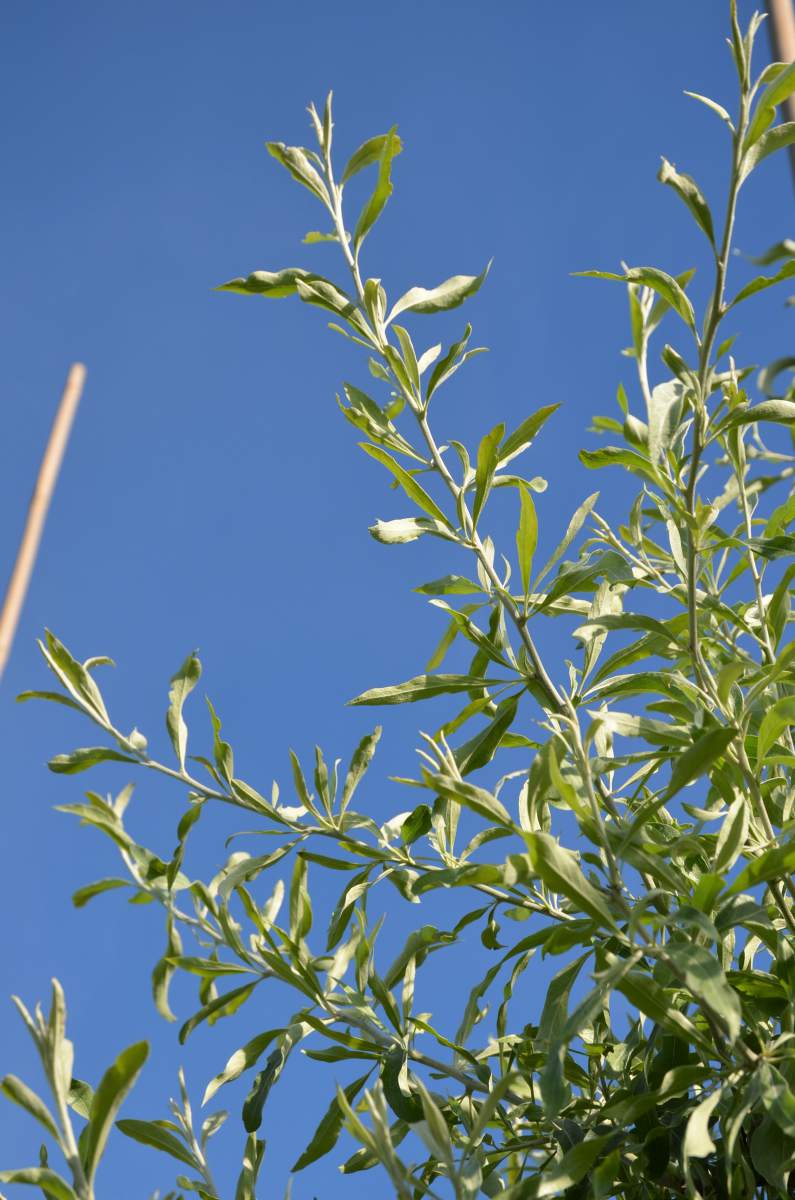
[0, 1, 792, 1195]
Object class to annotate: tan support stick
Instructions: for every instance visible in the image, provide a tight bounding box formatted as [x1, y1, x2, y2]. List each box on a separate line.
[0, 363, 87, 682]
[765, 0, 795, 184]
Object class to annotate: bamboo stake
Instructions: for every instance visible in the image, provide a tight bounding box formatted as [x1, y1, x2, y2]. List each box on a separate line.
[0, 364, 86, 682]
[765, 0, 795, 185]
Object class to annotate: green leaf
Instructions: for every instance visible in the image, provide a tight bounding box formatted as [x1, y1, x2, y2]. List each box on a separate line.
[215, 267, 318, 297]
[266, 142, 330, 205]
[72, 878, 129, 908]
[15, 690, 85, 714]
[730, 260, 795, 307]
[39, 630, 111, 722]
[658, 157, 714, 245]
[116, 1119, 200, 1168]
[683, 1088, 723, 1191]
[576, 266, 696, 330]
[525, 832, 616, 927]
[536, 1136, 612, 1199]
[727, 841, 795, 897]
[740, 122, 795, 184]
[431, 773, 513, 826]
[387, 262, 491, 323]
[341, 726, 381, 812]
[0, 1076, 59, 1140]
[401, 805, 433, 844]
[235, 1133, 265, 1200]
[341, 133, 403, 185]
[0, 1169, 78, 1200]
[203, 1029, 284, 1106]
[751, 239, 795, 266]
[757, 697, 795, 764]
[289, 854, 313, 942]
[516, 485, 538, 598]
[714, 797, 749, 873]
[666, 725, 738, 801]
[178, 982, 258, 1045]
[536, 956, 588, 1049]
[368, 516, 457, 544]
[292, 1072, 371, 1171]
[747, 61, 795, 145]
[455, 696, 519, 775]
[665, 943, 741, 1041]
[302, 230, 339, 244]
[81, 1041, 149, 1184]
[533, 492, 599, 588]
[166, 652, 201, 772]
[349, 673, 502, 706]
[414, 574, 481, 596]
[242, 1028, 301, 1133]
[684, 91, 734, 127]
[68, 1078, 95, 1120]
[498, 404, 560, 466]
[472, 423, 505, 528]
[48, 747, 137, 774]
[425, 324, 487, 401]
[360, 444, 450, 525]
[354, 127, 399, 248]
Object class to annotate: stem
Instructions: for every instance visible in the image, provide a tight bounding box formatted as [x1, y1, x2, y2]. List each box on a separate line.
[54, 1087, 91, 1200]
[686, 90, 748, 699]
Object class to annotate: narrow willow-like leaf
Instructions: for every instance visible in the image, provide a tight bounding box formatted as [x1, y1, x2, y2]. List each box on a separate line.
[266, 142, 330, 205]
[0, 1169, 78, 1200]
[472, 423, 505, 528]
[665, 943, 741, 1042]
[48, 747, 137, 774]
[576, 266, 696, 330]
[498, 404, 560, 466]
[116, 1119, 200, 1168]
[533, 492, 599, 589]
[72, 878, 128, 908]
[368, 516, 457, 544]
[525, 832, 616, 927]
[729, 260, 795, 307]
[516, 485, 537, 598]
[658, 157, 715, 245]
[292, 1071, 371, 1171]
[431, 773, 513, 826]
[757, 697, 795, 764]
[746, 61, 795, 146]
[360, 444, 450, 525]
[349, 673, 503, 706]
[178, 981, 258, 1045]
[215, 267, 318, 297]
[166, 652, 201, 772]
[354, 127, 399, 248]
[341, 132, 404, 185]
[387, 262, 491, 323]
[81, 1041, 149, 1184]
[740, 122, 795, 183]
[0, 1077, 59, 1141]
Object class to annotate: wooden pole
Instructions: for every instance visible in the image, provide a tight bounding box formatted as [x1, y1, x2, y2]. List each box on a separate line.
[0, 364, 86, 683]
[765, 0, 795, 185]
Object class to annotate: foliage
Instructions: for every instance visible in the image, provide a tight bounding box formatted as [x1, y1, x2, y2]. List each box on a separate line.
[3, 4, 795, 1198]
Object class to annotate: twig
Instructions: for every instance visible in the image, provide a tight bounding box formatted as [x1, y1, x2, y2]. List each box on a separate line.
[0, 363, 86, 682]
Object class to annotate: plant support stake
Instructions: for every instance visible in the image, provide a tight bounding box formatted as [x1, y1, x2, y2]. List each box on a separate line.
[0, 363, 86, 682]
[766, 0, 795, 183]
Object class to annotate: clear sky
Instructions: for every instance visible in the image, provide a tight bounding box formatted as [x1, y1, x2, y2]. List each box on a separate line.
[1, 1, 792, 1195]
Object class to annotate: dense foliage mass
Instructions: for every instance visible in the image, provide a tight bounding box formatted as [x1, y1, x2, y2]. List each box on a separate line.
[3, 5, 795, 1198]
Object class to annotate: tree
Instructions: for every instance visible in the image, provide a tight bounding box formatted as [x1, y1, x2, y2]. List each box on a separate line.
[2, 3, 795, 1197]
